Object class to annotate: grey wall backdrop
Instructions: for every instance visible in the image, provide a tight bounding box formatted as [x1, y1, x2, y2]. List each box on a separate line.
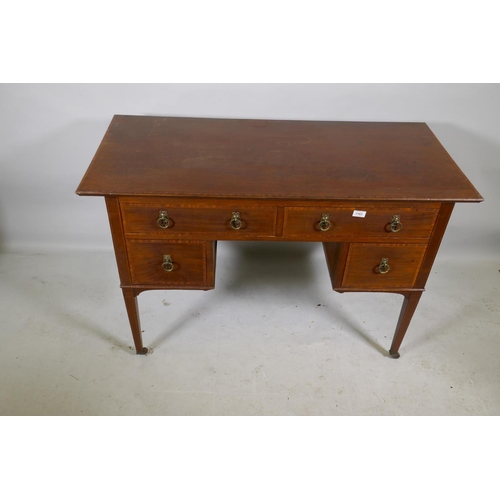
[0, 83, 498, 255]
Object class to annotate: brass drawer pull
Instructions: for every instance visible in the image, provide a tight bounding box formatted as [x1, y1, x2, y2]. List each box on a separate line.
[389, 215, 402, 232]
[162, 254, 174, 272]
[318, 213, 331, 231]
[157, 210, 170, 229]
[230, 211, 243, 230]
[378, 258, 390, 274]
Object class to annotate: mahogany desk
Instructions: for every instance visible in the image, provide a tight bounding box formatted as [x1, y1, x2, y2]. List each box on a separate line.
[76, 116, 483, 358]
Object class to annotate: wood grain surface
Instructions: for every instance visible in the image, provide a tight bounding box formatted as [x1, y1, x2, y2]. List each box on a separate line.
[283, 203, 439, 240]
[341, 243, 427, 289]
[77, 115, 483, 202]
[126, 239, 214, 288]
[121, 201, 277, 238]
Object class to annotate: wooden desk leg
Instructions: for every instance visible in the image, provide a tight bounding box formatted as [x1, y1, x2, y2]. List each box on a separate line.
[389, 291, 423, 359]
[122, 289, 148, 355]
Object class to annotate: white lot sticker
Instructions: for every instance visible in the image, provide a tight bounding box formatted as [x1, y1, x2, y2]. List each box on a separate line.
[352, 210, 367, 218]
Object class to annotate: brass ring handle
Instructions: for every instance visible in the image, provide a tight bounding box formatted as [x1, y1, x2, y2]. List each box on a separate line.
[318, 213, 332, 232]
[389, 215, 402, 232]
[378, 258, 390, 274]
[162, 254, 174, 272]
[230, 211, 243, 230]
[157, 210, 170, 229]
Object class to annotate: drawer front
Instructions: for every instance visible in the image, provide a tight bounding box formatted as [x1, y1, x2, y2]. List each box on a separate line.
[342, 243, 427, 289]
[283, 204, 439, 240]
[126, 240, 215, 288]
[121, 202, 277, 238]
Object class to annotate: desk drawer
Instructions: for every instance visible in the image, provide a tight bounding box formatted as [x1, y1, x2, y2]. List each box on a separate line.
[283, 204, 439, 241]
[341, 243, 427, 289]
[126, 240, 216, 288]
[121, 202, 277, 238]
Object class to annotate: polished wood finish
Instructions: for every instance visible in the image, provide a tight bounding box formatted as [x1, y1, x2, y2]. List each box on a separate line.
[121, 202, 277, 238]
[323, 242, 349, 290]
[126, 239, 215, 288]
[105, 196, 132, 286]
[122, 288, 147, 355]
[389, 291, 423, 359]
[414, 203, 455, 290]
[342, 243, 427, 289]
[283, 203, 439, 241]
[77, 116, 482, 202]
[77, 116, 483, 358]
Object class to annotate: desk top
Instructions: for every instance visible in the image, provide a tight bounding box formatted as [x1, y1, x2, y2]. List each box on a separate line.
[76, 115, 482, 202]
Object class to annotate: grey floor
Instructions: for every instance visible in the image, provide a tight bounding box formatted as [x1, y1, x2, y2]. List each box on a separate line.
[1, 241, 499, 415]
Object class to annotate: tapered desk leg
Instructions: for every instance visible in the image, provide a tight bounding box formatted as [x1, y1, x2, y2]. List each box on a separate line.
[389, 291, 423, 359]
[122, 289, 148, 355]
